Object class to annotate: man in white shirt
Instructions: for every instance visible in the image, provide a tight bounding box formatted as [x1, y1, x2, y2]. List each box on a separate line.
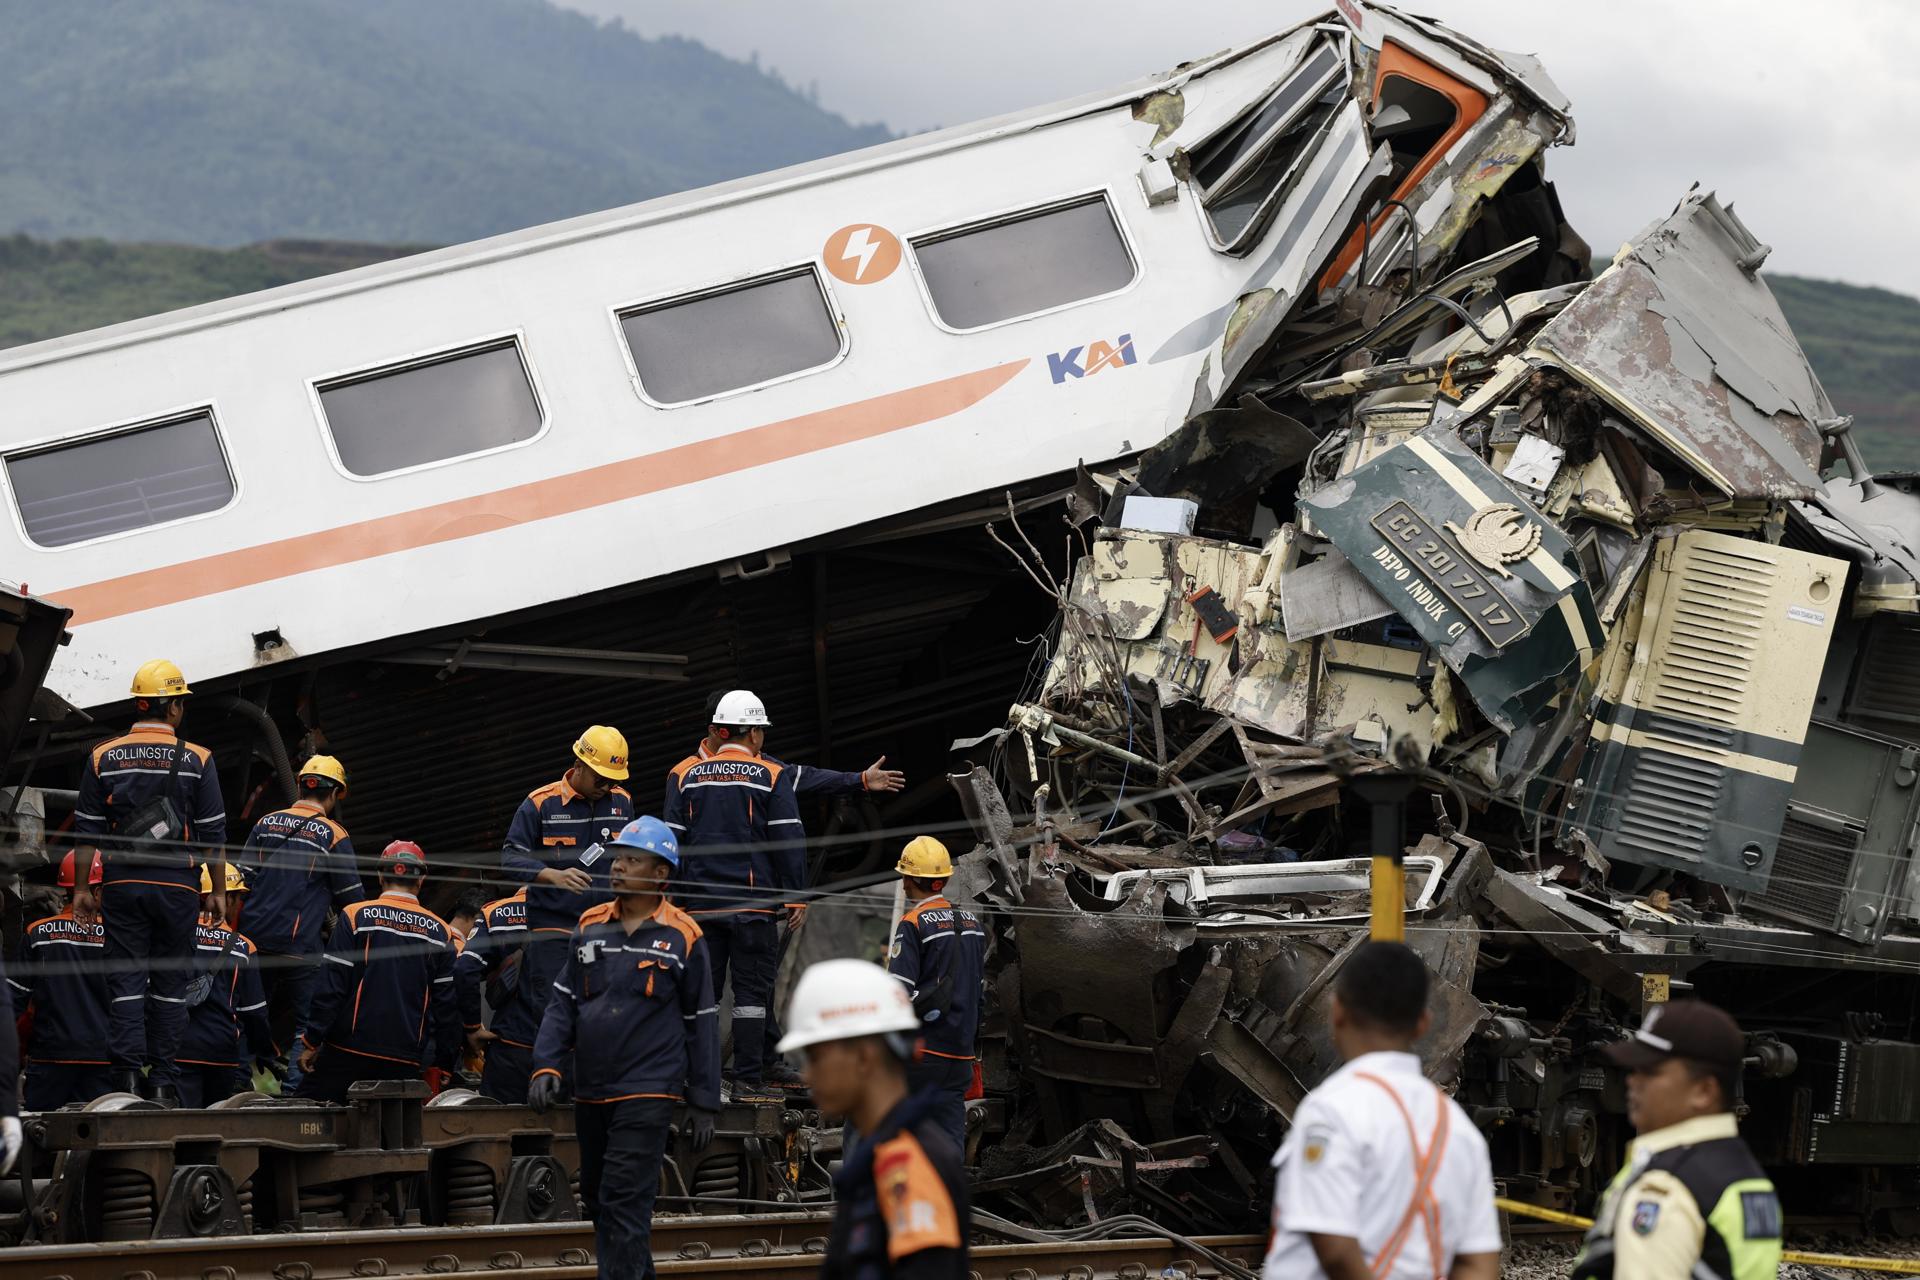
[1262, 941, 1501, 1280]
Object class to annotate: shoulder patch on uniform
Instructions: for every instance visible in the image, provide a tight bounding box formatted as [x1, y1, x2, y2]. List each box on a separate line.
[1301, 1124, 1334, 1165]
[1740, 1190, 1782, 1240]
[873, 1133, 961, 1261]
[1631, 1201, 1661, 1235]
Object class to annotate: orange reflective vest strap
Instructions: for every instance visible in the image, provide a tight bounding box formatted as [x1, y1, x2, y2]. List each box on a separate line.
[1353, 1070, 1451, 1280]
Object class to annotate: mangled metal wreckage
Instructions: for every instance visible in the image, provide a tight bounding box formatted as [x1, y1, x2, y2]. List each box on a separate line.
[938, 117, 1920, 1234]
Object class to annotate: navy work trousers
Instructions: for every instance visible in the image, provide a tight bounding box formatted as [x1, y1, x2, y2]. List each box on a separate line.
[257, 951, 319, 1091]
[480, 1038, 535, 1105]
[177, 1063, 245, 1109]
[703, 916, 778, 1085]
[577, 1096, 674, 1280]
[24, 1062, 114, 1112]
[908, 1055, 974, 1155]
[101, 879, 198, 1087]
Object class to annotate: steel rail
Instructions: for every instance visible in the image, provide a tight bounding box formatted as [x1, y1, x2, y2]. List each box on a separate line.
[0, 1218, 1264, 1280]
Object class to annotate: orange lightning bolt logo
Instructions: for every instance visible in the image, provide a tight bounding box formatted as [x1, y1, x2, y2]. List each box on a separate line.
[823, 223, 901, 284]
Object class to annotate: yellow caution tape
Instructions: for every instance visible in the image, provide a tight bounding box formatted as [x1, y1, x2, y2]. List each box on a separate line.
[1496, 1197, 1591, 1229]
[1496, 1196, 1920, 1275]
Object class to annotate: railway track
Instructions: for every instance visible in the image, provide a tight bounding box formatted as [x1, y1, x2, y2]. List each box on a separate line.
[0, 1213, 1265, 1280]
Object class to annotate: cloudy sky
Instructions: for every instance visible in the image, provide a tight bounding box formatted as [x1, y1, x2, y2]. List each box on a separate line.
[559, 0, 1920, 297]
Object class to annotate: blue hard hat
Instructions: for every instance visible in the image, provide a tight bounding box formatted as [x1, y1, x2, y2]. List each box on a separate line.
[609, 816, 680, 867]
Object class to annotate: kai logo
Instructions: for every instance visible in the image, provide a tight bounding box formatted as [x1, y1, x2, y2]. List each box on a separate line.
[1047, 334, 1136, 384]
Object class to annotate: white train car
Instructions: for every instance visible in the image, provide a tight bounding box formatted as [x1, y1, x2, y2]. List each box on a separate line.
[0, 2, 1568, 718]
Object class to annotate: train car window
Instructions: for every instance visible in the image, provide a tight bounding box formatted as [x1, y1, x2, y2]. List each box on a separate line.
[620, 267, 842, 405]
[1189, 37, 1348, 253]
[318, 339, 542, 477]
[912, 194, 1136, 331]
[6, 411, 234, 548]
[1189, 40, 1342, 202]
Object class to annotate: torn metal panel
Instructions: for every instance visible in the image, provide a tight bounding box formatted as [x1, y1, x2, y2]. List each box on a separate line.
[1280, 548, 1393, 641]
[1049, 529, 1267, 707]
[1482, 870, 1681, 1004]
[1134, 394, 1318, 511]
[1527, 191, 1832, 500]
[1301, 425, 1601, 731]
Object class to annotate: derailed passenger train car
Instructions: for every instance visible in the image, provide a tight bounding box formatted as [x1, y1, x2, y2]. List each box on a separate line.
[0, 1, 1579, 873]
[949, 185, 1920, 1230]
[7, 0, 1913, 1249]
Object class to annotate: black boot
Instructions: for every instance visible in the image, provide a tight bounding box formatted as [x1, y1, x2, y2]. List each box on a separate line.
[150, 1083, 181, 1109]
[110, 1068, 142, 1098]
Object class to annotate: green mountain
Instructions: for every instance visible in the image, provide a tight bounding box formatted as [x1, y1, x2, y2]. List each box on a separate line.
[1768, 275, 1920, 473]
[0, 0, 888, 247]
[2, 236, 1914, 471]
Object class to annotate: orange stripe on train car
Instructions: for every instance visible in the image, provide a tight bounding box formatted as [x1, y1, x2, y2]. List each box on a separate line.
[55, 360, 1028, 626]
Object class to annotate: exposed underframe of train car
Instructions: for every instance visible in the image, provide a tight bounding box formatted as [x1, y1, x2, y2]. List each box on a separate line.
[5, 472, 1083, 905]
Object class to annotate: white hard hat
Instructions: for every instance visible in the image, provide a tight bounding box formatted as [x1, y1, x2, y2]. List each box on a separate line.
[713, 689, 771, 727]
[776, 958, 920, 1054]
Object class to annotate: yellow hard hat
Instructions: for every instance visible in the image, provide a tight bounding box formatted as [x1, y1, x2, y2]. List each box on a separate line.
[130, 659, 191, 698]
[200, 863, 246, 894]
[298, 754, 350, 797]
[573, 725, 630, 781]
[895, 836, 953, 879]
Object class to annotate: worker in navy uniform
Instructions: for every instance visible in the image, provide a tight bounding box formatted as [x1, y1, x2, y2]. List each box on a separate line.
[883, 836, 985, 1153]
[1573, 999, 1783, 1280]
[236, 754, 363, 1090]
[678, 689, 908, 1093]
[454, 886, 537, 1102]
[73, 658, 227, 1104]
[179, 863, 273, 1107]
[296, 841, 462, 1103]
[782, 958, 969, 1280]
[529, 817, 719, 1280]
[9, 850, 114, 1109]
[501, 725, 634, 1096]
[664, 690, 803, 1103]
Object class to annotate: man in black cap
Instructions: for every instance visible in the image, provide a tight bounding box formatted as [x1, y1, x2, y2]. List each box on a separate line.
[1572, 999, 1782, 1280]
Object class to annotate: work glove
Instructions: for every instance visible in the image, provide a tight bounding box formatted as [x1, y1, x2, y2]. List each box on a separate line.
[256, 1055, 288, 1083]
[687, 1107, 716, 1154]
[527, 1073, 562, 1114]
[0, 1116, 21, 1176]
[423, 1067, 451, 1096]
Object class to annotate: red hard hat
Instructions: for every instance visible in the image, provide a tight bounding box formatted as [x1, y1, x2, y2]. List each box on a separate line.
[380, 840, 427, 877]
[58, 851, 104, 888]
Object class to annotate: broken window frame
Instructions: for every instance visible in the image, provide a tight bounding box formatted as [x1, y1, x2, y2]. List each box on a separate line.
[905, 190, 1141, 335]
[611, 262, 849, 409]
[1317, 40, 1491, 291]
[1187, 35, 1350, 255]
[309, 332, 550, 482]
[1198, 86, 1352, 255]
[2, 403, 240, 551]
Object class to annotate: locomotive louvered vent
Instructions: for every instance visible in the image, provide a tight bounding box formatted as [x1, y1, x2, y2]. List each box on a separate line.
[1614, 543, 1771, 863]
[1615, 748, 1722, 863]
[1846, 615, 1920, 730]
[1749, 808, 1859, 930]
